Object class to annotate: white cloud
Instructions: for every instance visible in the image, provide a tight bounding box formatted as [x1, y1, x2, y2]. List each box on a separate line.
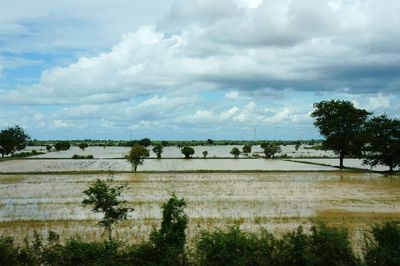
[365, 94, 390, 110]
[225, 91, 239, 99]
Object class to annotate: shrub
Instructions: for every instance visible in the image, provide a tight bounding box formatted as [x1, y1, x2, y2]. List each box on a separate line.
[364, 221, 400, 266]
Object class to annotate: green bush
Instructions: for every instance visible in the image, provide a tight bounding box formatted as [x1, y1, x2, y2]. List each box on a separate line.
[364, 221, 400, 266]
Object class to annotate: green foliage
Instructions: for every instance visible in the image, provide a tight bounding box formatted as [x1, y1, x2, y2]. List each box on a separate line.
[261, 142, 281, 158]
[363, 115, 400, 172]
[202, 150, 208, 158]
[311, 100, 371, 168]
[364, 221, 400, 266]
[46, 145, 53, 152]
[242, 144, 252, 155]
[54, 141, 71, 152]
[152, 144, 163, 159]
[78, 143, 89, 151]
[82, 178, 134, 241]
[0, 125, 30, 157]
[0, 236, 19, 265]
[129, 194, 188, 265]
[181, 146, 195, 159]
[196, 227, 276, 266]
[230, 147, 240, 158]
[127, 144, 149, 171]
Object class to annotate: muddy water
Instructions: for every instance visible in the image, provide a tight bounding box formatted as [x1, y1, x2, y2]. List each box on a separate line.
[0, 158, 337, 172]
[0, 172, 399, 244]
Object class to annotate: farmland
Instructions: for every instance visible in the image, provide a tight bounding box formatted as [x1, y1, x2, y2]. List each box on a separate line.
[1, 145, 399, 246]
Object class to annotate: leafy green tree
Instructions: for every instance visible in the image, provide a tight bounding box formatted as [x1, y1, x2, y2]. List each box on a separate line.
[181, 146, 195, 159]
[261, 142, 281, 158]
[207, 139, 214, 145]
[152, 144, 163, 159]
[203, 150, 208, 158]
[242, 144, 252, 155]
[311, 100, 371, 168]
[54, 141, 71, 152]
[78, 143, 89, 151]
[230, 147, 240, 158]
[45, 145, 52, 152]
[82, 178, 133, 241]
[127, 144, 149, 171]
[0, 125, 30, 157]
[363, 114, 400, 172]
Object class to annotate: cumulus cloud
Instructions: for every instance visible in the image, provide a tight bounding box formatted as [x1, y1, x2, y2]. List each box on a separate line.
[1, 0, 400, 139]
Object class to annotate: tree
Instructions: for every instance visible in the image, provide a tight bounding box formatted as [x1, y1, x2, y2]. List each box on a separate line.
[181, 146, 195, 159]
[261, 142, 281, 158]
[78, 143, 89, 151]
[149, 194, 188, 262]
[202, 151, 208, 158]
[127, 144, 149, 171]
[54, 141, 71, 152]
[230, 147, 240, 158]
[45, 145, 52, 152]
[82, 177, 133, 241]
[295, 141, 301, 151]
[152, 144, 163, 159]
[311, 100, 371, 168]
[0, 125, 30, 157]
[138, 138, 151, 147]
[363, 114, 400, 172]
[207, 139, 214, 145]
[242, 144, 252, 155]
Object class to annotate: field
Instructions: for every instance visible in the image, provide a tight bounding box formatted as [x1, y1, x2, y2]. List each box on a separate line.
[1, 145, 399, 248]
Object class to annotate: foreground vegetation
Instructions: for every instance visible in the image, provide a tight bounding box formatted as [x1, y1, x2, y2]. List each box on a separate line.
[0, 205, 399, 265]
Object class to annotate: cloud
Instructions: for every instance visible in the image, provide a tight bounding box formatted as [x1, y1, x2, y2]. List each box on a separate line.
[225, 91, 239, 99]
[1, 0, 400, 139]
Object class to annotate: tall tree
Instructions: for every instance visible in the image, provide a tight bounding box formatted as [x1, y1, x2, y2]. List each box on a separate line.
[311, 100, 370, 168]
[0, 125, 30, 157]
[363, 114, 400, 172]
[127, 144, 150, 171]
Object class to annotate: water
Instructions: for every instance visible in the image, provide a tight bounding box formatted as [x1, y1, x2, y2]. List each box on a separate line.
[0, 172, 399, 243]
[0, 158, 337, 172]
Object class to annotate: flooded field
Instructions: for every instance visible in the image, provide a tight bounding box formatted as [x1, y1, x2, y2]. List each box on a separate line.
[0, 172, 399, 244]
[26, 145, 337, 159]
[291, 158, 399, 172]
[0, 158, 337, 173]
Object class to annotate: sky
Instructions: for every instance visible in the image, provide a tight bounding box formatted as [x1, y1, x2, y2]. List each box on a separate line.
[0, 0, 399, 140]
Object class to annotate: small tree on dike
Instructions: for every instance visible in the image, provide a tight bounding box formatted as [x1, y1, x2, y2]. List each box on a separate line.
[82, 177, 134, 241]
[152, 144, 163, 159]
[127, 144, 150, 171]
[181, 146, 195, 159]
[203, 150, 208, 158]
[230, 147, 240, 158]
[78, 143, 88, 151]
[261, 142, 281, 158]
